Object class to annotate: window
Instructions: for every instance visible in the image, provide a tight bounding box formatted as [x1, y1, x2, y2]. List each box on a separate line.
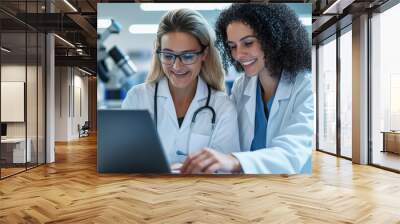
[371, 3, 400, 171]
[317, 36, 337, 154]
[0, 1, 47, 179]
[339, 27, 352, 158]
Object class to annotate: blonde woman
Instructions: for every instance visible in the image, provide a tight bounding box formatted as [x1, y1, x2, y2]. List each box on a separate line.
[122, 8, 240, 171]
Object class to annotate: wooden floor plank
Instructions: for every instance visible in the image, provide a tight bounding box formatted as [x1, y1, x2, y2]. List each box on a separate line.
[1, 134, 400, 223]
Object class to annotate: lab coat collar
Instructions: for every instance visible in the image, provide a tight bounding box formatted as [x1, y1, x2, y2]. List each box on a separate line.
[157, 76, 172, 98]
[242, 70, 293, 100]
[193, 75, 209, 103]
[242, 75, 257, 145]
[241, 70, 294, 147]
[155, 75, 209, 129]
[274, 70, 293, 102]
[156, 75, 208, 102]
[243, 75, 258, 97]
[268, 70, 294, 123]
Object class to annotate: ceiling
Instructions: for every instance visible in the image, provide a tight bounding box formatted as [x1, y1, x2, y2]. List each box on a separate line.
[3, 0, 389, 72]
[311, 0, 391, 44]
[1, 0, 312, 74]
[0, 0, 99, 71]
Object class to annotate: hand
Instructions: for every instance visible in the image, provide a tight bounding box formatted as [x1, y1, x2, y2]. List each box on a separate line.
[180, 148, 242, 174]
[170, 163, 182, 174]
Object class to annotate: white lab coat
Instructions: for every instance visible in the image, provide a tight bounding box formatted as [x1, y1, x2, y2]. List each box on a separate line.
[231, 70, 314, 174]
[122, 76, 240, 165]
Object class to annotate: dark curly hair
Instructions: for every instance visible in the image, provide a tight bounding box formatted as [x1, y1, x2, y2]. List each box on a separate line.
[215, 3, 311, 78]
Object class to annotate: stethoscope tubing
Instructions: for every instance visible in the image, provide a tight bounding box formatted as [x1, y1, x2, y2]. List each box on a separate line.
[154, 81, 216, 156]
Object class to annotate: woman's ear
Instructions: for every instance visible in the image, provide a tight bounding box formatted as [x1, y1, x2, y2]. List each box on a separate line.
[201, 46, 209, 61]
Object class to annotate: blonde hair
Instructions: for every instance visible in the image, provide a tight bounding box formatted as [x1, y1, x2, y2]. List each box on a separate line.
[146, 8, 225, 91]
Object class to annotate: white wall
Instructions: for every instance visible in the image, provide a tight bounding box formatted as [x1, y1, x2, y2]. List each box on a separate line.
[1, 65, 29, 138]
[55, 66, 69, 141]
[1, 64, 46, 164]
[55, 67, 89, 141]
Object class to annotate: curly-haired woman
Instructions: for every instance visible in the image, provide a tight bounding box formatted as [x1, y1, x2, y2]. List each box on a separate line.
[181, 3, 314, 174]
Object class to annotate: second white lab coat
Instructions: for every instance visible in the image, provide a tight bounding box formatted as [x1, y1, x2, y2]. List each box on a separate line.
[231, 70, 314, 174]
[122, 76, 240, 164]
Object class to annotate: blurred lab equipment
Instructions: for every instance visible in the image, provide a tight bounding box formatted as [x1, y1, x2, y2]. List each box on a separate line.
[97, 19, 138, 108]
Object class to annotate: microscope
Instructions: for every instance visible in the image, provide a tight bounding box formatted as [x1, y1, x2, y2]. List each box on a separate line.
[97, 19, 138, 108]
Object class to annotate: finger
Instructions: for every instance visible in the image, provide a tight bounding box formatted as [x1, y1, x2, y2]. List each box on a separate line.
[180, 156, 191, 173]
[181, 154, 196, 173]
[181, 149, 209, 173]
[191, 157, 216, 174]
[204, 162, 220, 174]
[184, 152, 212, 174]
[186, 148, 218, 173]
[186, 153, 208, 173]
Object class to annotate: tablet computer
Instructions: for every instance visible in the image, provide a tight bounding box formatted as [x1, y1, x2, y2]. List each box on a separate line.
[97, 109, 171, 173]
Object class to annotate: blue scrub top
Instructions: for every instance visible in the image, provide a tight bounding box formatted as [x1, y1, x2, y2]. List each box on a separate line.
[250, 79, 274, 151]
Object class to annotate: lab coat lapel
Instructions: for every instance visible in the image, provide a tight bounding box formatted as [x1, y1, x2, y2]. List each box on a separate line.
[156, 76, 208, 129]
[266, 71, 294, 146]
[180, 76, 208, 129]
[157, 77, 179, 128]
[242, 75, 258, 147]
[268, 70, 293, 122]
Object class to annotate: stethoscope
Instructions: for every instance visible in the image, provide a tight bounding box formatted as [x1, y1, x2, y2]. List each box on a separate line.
[154, 81, 216, 157]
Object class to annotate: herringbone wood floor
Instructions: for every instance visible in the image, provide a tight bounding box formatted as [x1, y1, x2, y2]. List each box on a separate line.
[1, 134, 400, 223]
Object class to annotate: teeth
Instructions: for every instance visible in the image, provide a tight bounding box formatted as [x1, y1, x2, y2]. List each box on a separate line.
[241, 59, 256, 66]
[173, 71, 188, 75]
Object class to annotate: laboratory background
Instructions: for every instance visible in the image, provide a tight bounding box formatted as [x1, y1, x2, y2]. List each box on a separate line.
[96, 3, 312, 109]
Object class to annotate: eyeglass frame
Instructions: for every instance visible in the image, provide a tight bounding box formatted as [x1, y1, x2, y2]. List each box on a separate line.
[156, 46, 207, 66]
